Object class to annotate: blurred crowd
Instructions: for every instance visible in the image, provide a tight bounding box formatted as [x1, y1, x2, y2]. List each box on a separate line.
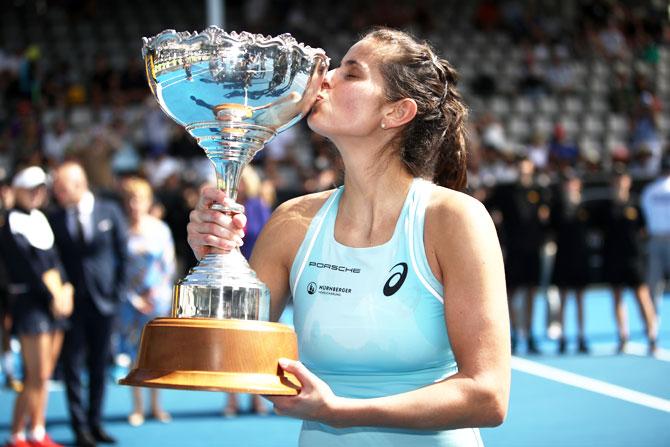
[0, 0, 669, 444]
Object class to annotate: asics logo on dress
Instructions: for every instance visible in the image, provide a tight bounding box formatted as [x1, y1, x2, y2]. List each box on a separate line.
[383, 262, 408, 296]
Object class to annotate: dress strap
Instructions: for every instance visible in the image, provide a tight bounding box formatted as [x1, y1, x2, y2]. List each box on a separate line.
[408, 180, 444, 303]
[291, 188, 342, 294]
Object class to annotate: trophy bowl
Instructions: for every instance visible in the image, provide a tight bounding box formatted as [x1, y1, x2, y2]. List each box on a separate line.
[119, 27, 329, 395]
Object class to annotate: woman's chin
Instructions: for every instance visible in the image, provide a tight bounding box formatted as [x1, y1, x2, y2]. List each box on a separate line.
[307, 114, 327, 135]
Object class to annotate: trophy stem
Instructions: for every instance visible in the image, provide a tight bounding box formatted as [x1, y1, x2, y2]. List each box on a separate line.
[210, 157, 245, 213]
[185, 120, 276, 213]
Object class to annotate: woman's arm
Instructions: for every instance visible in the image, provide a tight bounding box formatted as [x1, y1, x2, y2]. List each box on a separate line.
[271, 189, 510, 430]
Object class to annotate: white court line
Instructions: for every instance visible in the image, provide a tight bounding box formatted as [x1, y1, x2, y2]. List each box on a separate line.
[511, 356, 670, 413]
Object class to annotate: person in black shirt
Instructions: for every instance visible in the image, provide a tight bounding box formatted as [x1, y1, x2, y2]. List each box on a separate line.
[602, 169, 657, 354]
[0, 176, 22, 393]
[551, 174, 591, 354]
[489, 158, 549, 354]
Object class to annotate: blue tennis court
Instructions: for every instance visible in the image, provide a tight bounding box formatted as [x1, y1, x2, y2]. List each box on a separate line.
[2, 288, 669, 446]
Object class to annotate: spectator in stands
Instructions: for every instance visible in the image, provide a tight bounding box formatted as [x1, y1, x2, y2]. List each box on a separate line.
[89, 56, 114, 107]
[117, 177, 175, 427]
[634, 31, 660, 65]
[1, 166, 73, 447]
[9, 103, 43, 168]
[548, 124, 580, 172]
[262, 126, 308, 202]
[17, 46, 43, 105]
[594, 17, 630, 61]
[143, 99, 173, 159]
[42, 118, 74, 167]
[607, 66, 636, 115]
[545, 51, 576, 95]
[119, 57, 149, 105]
[474, 0, 502, 31]
[470, 71, 497, 98]
[108, 118, 141, 178]
[551, 173, 591, 354]
[478, 145, 518, 187]
[41, 60, 75, 109]
[68, 125, 119, 193]
[478, 112, 508, 155]
[517, 43, 550, 98]
[526, 132, 550, 172]
[500, 0, 528, 42]
[630, 90, 663, 178]
[602, 168, 658, 354]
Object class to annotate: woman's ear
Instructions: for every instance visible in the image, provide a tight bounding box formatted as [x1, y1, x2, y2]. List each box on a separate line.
[382, 98, 417, 129]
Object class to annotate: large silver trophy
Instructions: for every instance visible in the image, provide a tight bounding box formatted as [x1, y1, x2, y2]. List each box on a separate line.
[120, 27, 329, 395]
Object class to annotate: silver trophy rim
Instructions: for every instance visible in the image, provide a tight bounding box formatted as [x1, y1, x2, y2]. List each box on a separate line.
[141, 26, 329, 62]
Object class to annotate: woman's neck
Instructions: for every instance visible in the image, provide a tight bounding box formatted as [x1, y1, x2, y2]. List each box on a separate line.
[335, 151, 415, 246]
[130, 215, 147, 232]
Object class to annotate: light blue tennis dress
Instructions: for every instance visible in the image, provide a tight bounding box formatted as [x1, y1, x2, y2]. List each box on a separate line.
[289, 178, 484, 446]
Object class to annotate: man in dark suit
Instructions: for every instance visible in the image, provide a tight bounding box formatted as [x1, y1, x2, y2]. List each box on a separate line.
[49, 161, 128, 447]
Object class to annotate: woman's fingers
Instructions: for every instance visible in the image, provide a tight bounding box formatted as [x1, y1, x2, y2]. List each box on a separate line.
[197, 187, 246, 214]
[231, 212, 247, 232]
[197, 186, 226, 209]
[189, 187, 248, 259]
[190, 209, 245, 237]
[188, 221, 243, 248]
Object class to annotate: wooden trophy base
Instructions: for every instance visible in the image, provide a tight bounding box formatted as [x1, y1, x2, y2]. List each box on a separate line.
[118, 318, 300, 395]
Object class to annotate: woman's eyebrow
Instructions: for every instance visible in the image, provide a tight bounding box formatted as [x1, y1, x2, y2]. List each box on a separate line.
[342, 60, 364, 69]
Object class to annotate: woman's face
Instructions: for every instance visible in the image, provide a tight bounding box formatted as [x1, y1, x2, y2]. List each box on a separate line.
[307, 39, 388, 142]
[14, 185, 46, 210]
[125, 190, 152, 221]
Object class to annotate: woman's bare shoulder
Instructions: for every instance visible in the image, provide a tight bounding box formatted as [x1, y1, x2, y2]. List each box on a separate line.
[253, 189, 337, 258]
[424, 185, 496, 252]
[426, 185, 490, 223]
[422, 184, 501, 283]
[271, 189, 337, 225]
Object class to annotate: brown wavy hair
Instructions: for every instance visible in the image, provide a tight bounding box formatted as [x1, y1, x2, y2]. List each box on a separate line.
[364, 28, 468, 191]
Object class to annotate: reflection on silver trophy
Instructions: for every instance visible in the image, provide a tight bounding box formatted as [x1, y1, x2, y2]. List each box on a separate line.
[143, 27, 329, 321]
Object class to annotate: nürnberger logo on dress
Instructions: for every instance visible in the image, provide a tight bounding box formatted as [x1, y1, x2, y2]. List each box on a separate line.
[305, 281, 352, 297]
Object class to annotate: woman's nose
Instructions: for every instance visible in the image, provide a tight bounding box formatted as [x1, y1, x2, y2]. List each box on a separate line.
[321, 69, 335, 89]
